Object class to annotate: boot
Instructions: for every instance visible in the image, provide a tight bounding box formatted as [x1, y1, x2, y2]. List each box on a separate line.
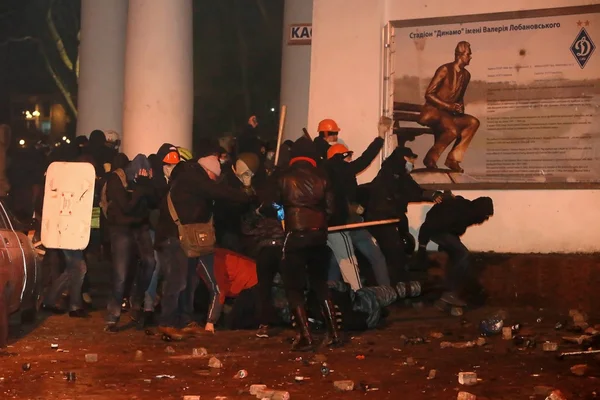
[290, 306, 314, 352]
[321, 300, 343, 348]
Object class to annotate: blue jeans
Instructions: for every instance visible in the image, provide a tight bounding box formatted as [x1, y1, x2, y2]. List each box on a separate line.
[431, 233, 469, 293]
[106, 226, 156, 324]
[144, 230, 161, 311]
[158, 237, 196, 328]
[43, 250, 86, 311]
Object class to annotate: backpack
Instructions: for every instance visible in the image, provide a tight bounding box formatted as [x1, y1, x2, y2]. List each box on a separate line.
[99, 168, 127, 218]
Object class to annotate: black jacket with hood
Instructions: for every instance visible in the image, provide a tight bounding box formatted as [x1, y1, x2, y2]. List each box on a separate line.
[366, 147, 439, 221]
[83, 130, 117, 179]
[155, 160, 251, 246]
[418, 196, 494, 245]
[326, 137, 383, 225]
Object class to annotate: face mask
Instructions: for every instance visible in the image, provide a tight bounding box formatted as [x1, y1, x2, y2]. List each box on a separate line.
[266, 152, 275, 161]
[405, 161, 414, 173]
[163, 164, 175, 182]
[240, 172, 253, 187]
[219, 158, 227, 165]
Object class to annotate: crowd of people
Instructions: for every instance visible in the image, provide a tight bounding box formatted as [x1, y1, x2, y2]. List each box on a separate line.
[6, 114, 494, 352]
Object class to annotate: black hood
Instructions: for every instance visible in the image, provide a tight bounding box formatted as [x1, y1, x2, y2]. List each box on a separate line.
[88, 130, 106, 148]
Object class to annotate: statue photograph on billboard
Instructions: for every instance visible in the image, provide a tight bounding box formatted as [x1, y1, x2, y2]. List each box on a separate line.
[391, 5, 599, 187]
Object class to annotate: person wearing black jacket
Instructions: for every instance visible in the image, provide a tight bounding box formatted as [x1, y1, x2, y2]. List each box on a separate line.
[276, 136, 340, 351]
[325, 117, 390, 291]
[155, 155, 251, 339]
[104, 154, 157, 332]
[416, 195, 493, 307]
[366, 146, 443, 285]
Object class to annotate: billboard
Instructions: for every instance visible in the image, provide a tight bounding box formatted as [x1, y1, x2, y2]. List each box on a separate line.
[392, 6, 600, 187]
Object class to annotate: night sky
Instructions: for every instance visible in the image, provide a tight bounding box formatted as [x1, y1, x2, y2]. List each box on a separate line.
[0, 0, 284, 141]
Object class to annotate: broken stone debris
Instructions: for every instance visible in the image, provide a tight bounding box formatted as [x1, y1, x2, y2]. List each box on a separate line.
[85, 353, 98, 363]
[458, 372, 477, 386]
[502, 327, 512, 340]
[430, 332, 444, 339]
[440, 341, 477, 349]
[208, 357, 222, 369]
[427, 369, 437, 380]
[542, 342, 558, 352]
[249, 384, 267, 395]
[183, 397, 201, 400]
[546, 390, 567, 400]
[457, 392, 476, 400]
[253, 388, 290, 400]
[165, 346, 176, 354]
[333, 380, 355, 391]
[192, 348, 208, 358]
[134, 350, 144, 361]
[570, 364, 588, 376]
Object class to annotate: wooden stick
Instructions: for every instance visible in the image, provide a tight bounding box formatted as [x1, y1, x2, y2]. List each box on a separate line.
[274, 105, 287, 166]
[328, 218, 400, 232]
[302, 127, 311, 140]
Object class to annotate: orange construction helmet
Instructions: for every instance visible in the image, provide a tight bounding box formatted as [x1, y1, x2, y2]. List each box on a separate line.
[317, 119, 340, 133]
[327, 143, 353, 160]
[162, 150, 181, 165]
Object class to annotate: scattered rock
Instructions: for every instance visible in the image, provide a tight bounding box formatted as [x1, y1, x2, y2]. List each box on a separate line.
[546, 390, 567, 400]
[208, 357, 223, 369]
[406, 357, 415, 366]
[570, 364, 588, 376]
[542, 342, 558, 352]
[430, 332, 444, 339]
[165, 346, 176, 354]
[134, 350, 144, 361]
[183, 397, 201, 400]
[271, 391, 290, 400]
[502, 327, 513, 340]
[533, 386, 554, 396]
[458, 372, 477, 386]
[192, 348, 208, 358]
[249, 384, 267, 395]
[457, 392, 476, 400]
[21, 363, 31, 372]
[334, 380, 355, 391]
[427, 369, 437, 380]
[476, 337, 487, 347]
[85, 353, 98, 363]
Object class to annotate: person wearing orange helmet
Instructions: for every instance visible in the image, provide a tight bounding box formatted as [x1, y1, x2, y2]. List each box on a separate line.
[324, 116, 392, 291]
[313, 118, 341, 161]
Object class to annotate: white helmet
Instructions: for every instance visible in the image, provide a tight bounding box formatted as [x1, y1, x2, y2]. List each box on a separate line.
[104, 130, 120, 148]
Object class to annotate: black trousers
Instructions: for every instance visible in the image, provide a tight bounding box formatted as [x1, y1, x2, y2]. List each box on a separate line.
[280, 241, 332, 309]
[255, 245, 283, 325]
[369, 224, 409, 285]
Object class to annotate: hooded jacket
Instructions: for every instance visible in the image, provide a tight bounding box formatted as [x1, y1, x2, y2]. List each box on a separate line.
[83, 130, 117, 178]
[105, 154, 156, 228]
[366, 147, 438, 221]
[325, 137, 383, 225]
[155, 161, 251, 246]
[418, 196, 494, 245]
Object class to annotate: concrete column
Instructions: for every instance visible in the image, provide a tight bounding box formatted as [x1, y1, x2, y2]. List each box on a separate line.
[122, 0, 193, 158]
[76, 0, 128, 138]
[280, 0, 313, 141]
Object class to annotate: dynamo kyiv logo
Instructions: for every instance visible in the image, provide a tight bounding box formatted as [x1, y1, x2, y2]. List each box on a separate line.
[570, 28, 595, 69]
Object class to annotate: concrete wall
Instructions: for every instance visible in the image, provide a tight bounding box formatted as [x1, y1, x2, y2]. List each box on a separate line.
[280, 0, 314, 141]
[309, 0, 600, 253]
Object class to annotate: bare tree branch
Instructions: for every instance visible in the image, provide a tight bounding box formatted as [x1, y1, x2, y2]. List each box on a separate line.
[46, 0, 74, 72]
[38, 42, 78, 118]
[256, 0, 269, 24]
[0, 36, 36, 47]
